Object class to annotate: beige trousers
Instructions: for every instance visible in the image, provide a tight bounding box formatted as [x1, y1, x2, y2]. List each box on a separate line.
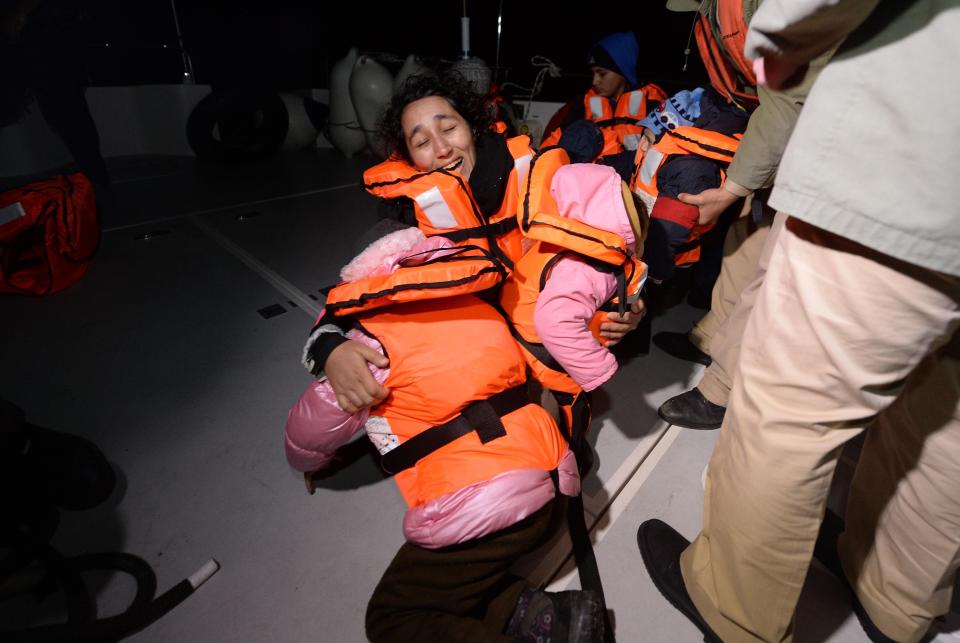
[688, 212, 774, 356]
[680, 218, 960, 643]
[697, 212, 785, 407]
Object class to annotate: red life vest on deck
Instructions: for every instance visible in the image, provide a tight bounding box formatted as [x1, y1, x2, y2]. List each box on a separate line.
[363, 136, 533, 268]
[0, 173, 99, 296]
[630, 126, 741, 266]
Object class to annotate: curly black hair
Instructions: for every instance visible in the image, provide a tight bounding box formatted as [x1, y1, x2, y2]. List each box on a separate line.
[377, 71, 494, 163]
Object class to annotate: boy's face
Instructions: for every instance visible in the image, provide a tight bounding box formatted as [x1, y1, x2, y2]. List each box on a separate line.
[591, 66, 628, 100]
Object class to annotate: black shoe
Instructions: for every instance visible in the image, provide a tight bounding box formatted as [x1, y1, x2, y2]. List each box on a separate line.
[637, 519, 722, 642]
[813, 511, 898, 643]
[658, 388, 726, 430]
[652, 332, 712, 366]
[505, 588, 605, 643]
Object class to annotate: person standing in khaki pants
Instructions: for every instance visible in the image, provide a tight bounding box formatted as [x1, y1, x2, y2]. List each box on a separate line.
[655, 0, 831, 431]
[639, 1, 960, 642]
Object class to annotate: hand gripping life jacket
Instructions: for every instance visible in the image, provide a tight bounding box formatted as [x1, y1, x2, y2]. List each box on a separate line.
[541, 84, 669, 156]
[630, 126, 741, 266]
[695, 0, 759, 110]
[363, 136, 533, 270]
[323, 245, 567, 510]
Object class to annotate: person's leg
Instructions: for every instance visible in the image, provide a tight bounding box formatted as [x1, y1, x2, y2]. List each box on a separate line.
[366, 496, 566, 643]
[679, 219, 960, 642]
[687, 212, 773, 355]
[840, 333, 960, 642]
[657, 213, 785, 430]
[696, 212, 786, 407]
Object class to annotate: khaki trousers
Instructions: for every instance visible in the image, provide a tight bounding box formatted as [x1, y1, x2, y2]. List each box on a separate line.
[697, 212, 786, 407]
[680, 218, 960, 643]
[688, 212, 774, 357]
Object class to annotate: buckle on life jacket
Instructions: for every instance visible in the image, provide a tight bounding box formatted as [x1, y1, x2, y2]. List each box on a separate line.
[379, 384, 530, 475]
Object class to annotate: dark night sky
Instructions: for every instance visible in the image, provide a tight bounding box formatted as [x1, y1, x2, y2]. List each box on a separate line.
[79, 1, 709, 101]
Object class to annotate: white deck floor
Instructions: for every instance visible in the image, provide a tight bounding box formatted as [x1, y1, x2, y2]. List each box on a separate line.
[1, 149, 957, 642]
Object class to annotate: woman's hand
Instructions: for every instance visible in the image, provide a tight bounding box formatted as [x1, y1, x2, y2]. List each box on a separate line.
[600, 298, 646, 347]
[324, 341, 390, 413]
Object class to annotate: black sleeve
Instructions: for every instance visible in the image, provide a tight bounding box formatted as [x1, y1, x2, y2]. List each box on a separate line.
[305, 308, 352, 377]
[655, 155, 722, 201]
[377, 197, 417, 227]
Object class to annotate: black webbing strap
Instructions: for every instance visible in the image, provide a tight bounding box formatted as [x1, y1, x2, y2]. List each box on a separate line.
[440, 217, 518, 243]
[548, 470, 615, 643]
[380, 384, 529, 475]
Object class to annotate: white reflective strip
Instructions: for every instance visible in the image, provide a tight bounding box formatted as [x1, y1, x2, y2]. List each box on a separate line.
[589, 96, 605, 120]
[414, 186, 458, 229]
[514, 154, 532, 195]
[0, 202, 25, 226]
[365, 415, 400, 456]
[628, 91, 643, 116]
[638, 147, 664, 187]
[623, 133, 642, 151]
[634, 190, 657, 217]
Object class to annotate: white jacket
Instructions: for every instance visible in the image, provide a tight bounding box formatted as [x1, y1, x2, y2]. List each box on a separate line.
[746, 0, 960, 276]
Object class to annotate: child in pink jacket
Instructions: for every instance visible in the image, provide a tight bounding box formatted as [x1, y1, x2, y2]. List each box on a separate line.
[534, 162, 647, 393]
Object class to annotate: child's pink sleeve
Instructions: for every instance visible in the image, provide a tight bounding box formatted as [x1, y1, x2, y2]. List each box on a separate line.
[284, 331, 389, 471]
[534, 256, 619, 392]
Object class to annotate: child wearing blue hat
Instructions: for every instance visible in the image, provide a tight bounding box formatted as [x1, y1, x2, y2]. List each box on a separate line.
[541, 32, 667, 180]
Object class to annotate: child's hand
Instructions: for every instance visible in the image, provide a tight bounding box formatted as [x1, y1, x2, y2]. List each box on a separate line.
[600, 299, 646, 347]
[325, 341, 390, 413]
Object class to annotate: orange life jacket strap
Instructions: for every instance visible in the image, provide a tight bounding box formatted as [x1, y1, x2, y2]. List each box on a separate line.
[380, 384, 531, 475]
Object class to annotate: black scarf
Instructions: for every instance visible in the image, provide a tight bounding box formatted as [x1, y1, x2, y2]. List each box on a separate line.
[468, 131, 513, 220]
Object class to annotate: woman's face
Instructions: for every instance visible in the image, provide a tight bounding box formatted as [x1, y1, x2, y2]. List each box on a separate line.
[591, 66, 628, 100]
[401, 96, 477, 182]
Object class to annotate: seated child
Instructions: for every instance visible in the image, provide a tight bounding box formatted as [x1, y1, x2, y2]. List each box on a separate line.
[540, 32, 667, 179]
[631, 87, 749, 283]
[285, 228, 604, 643]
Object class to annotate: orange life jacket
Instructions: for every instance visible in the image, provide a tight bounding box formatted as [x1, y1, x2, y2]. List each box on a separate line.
[630, 126, 741, 265]
[363, 136, 533, 269]
[695, 0, 758, 110]
[502, 146, 647, 395]
[540, 84, 668, 156]
[324, 250, 565, 509]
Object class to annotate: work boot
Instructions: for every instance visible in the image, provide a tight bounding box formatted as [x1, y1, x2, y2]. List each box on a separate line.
[658, 388, 725, 430]
[505, 588, 605, 642]
[652, 332, 711, 366]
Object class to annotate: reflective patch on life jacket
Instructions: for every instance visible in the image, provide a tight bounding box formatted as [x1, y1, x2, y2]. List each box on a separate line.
[514, 154, 532, 193]
[414, 186, 458, 230]
[364, 414, 399, 455]
[638, 147, 664, 186]
[628, 91, 644, 117]
[588, 96, 605, 121]
[623, 133, 643, 152]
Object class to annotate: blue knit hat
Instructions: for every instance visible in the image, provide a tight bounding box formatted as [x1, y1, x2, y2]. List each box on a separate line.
[638, 87, 705, 137]
[588, 32, 639, 88]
